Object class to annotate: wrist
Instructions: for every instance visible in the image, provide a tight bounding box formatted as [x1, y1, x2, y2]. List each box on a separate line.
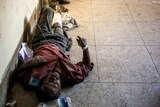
[82, 44, 88, 50]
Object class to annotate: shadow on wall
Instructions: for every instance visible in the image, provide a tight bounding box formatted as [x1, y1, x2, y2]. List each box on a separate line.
[23, 17, 32, 47]
[2, 0, 43, 106]
[23, 0, 43, 48]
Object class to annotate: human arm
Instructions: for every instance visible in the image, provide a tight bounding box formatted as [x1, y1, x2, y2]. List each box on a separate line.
[61, 36, 93, 85]
[18, 56, 47, 71]
[76, 36, 91, 66]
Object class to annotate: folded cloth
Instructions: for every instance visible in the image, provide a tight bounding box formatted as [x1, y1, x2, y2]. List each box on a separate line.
[18, 43, 33, 63]
[62, 14, 79, 31]
[52, 12, 62, 28]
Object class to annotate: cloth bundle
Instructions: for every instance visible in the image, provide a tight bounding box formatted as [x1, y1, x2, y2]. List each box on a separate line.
[62, 14, 79, 31]
[18, 43, 33, 63]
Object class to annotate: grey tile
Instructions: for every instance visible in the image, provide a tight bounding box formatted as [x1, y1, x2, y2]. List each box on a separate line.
[92, 4, 132, 22]
[125, 0, 160, 21]
[96, 46, 160, 82]
[61, 83, 102, 107]
[8, 83, 39, 107]
[66, 46, 98, 82]
[67, 21, 95, 46]
[124, 0, 155, 5]
[124, 0, 160, 6]
[100, 83, 160, 107]
[60, 83, 160, 107]
[148, 46, 160, 74]
[91, 0, 125, 6]
[136, 22, 160, 45]
[94, 22, 144, 45]
[64, 0, 92, 21]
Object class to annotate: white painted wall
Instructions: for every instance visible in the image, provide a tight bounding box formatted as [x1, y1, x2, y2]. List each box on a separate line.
[0, 0, 39, 106]
[0, 0, 38, 83]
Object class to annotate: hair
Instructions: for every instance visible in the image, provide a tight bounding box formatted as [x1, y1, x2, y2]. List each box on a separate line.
[36, 87, 61, 102]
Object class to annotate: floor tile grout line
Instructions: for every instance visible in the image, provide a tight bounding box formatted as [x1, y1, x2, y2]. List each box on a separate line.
[91, 20, 160, 22]
[123, 0, 160, 77]
[72, 44, 160, 46]
[83, 81, 160, 84]
[93, 45, 160, 46]
[90, 0, 100, 83]
[145, 46, 160, 75]
[96, 45, 148, 46]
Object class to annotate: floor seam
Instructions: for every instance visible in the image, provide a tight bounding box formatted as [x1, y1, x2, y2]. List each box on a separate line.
[90, 0, 100, 83]
[83, 82, 160, 84]
[123, 0, 160, 77]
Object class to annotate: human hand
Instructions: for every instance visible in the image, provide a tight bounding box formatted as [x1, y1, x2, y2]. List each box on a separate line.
[76, 36, 88, 50]
[33, 56, 47, 65]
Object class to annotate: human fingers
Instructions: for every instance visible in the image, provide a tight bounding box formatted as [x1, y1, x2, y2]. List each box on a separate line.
[76, 37, 82, 44]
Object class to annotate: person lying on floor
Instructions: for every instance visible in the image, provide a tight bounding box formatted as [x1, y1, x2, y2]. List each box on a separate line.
[16, 5, 94, 102]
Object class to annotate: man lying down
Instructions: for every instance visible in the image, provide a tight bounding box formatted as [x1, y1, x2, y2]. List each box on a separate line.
[16, 4, 94, 102]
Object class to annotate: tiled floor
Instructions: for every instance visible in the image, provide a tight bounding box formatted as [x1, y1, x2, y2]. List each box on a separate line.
[9, 0, 160, 107]
[60, 0, 160, 107]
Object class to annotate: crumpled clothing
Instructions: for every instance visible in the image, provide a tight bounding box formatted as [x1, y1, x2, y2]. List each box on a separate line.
[18, 43, 33, 63]
[62, 14, 79, 31]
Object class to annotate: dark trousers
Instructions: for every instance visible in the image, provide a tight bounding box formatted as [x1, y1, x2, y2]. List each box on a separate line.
[32, 7, 70, 52]
[35, 7, 54, 37]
